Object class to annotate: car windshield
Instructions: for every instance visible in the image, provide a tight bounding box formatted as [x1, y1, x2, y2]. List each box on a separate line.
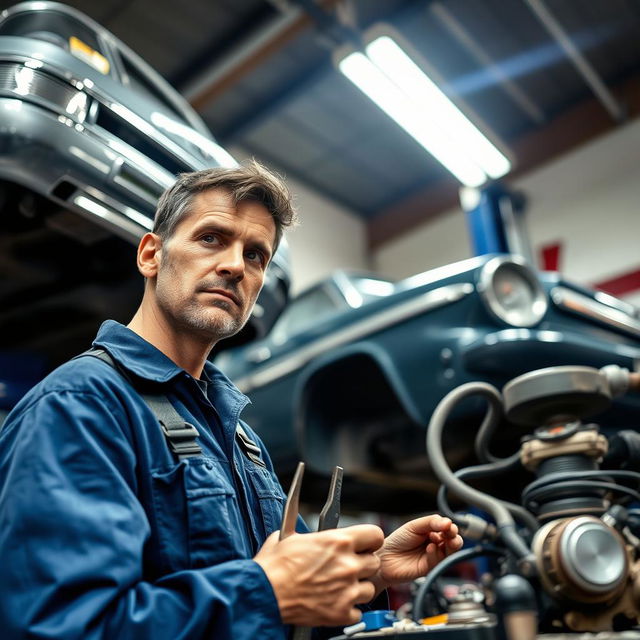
[268, 275, 395, 345]
[270, 286, 343, 345]
[340, 275, 396, 306]
[0, 10, 111, 76]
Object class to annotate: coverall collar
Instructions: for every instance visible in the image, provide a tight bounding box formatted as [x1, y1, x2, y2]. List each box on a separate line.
[92, 320, 241, 394]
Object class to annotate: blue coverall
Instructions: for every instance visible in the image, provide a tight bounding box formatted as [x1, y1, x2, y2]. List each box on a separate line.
[0, 320, 293, 639]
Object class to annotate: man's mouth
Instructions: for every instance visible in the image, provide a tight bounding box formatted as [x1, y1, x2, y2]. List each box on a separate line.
[202, 288, 241, 306]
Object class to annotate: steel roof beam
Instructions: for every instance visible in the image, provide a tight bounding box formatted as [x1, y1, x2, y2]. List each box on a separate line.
[181, 1, 344, 112]
[430, 2, 545, 125]
[526, 0, 624, 122]
[182, 8, 304, 110]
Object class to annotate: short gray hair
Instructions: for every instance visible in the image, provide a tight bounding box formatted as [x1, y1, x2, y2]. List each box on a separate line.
[153, 160, 297, 251]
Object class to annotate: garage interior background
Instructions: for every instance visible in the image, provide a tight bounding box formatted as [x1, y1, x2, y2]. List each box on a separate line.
[2, 0, 636, 302]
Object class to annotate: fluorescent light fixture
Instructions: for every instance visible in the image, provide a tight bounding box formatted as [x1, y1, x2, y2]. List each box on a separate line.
[337, 34, 511, 187]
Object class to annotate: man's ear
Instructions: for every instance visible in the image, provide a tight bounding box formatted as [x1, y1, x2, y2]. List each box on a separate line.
[137, 232, 162, 278]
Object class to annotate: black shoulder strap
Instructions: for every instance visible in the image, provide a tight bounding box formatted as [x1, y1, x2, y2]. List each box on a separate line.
[78, 348, 202, 461]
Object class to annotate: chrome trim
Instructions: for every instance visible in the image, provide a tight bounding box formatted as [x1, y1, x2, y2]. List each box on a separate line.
[0, 61, 88, 120]
[551, 286, 640, 338]
[593, 290, 638, 318]
[0, 54, 204, 171]
[477, 255, 547, 327]
[233, 283, 474, 393]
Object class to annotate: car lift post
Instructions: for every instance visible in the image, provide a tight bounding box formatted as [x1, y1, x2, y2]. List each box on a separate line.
[462, 182, 534, 264]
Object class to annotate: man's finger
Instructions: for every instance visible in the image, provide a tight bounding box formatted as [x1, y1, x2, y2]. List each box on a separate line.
[425, 541, 440, 568]
[353, 579, 376, 605]
[407, 515, 453, 535]
[447, 535, 464, 551]
[356, 553, 381, 579]
[346, 524, 385, 553]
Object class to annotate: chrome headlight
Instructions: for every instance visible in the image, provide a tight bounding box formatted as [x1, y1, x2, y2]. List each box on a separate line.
[477, 256, 547, 327]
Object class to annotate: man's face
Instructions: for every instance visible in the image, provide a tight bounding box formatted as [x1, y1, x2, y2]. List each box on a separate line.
[153, 188, 276, 342]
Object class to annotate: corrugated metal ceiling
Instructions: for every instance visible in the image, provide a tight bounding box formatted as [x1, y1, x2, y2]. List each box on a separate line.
[3, 0, 640, 248]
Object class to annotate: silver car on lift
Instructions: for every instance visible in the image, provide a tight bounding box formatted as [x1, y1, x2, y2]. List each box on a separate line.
[0, 2, 290, 410]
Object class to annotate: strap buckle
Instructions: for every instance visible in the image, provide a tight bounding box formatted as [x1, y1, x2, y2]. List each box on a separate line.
[160, 421, 202, 460]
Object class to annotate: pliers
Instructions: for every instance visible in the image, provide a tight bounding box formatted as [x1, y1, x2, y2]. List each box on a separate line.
[279, 462, 344, 539]
[279, 462, 344, 640]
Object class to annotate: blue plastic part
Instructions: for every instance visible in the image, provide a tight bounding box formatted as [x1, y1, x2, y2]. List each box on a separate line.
[361, 610, 397, 630]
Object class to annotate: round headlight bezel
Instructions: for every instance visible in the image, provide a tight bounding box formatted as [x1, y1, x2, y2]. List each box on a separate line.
[477, 255, 548, 327]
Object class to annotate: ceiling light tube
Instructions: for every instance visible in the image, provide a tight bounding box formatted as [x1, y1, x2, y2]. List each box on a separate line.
[339, 52, 488, 187]
[337, 32, 512, 186]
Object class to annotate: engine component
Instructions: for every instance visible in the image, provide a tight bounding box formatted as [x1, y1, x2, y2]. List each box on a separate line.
[503, 366, 612, 428]
[532, 516, 628, 604]
[447, 587, 495, 626]
[493, 574, 537, 640]
[420, 363, 640, 636]
[520, 424, 609, 519]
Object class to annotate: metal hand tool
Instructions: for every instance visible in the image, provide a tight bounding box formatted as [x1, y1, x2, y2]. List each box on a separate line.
[318, 465, 343, 531]
[280, 461, 305, 540]
[279, 464, 344, 640]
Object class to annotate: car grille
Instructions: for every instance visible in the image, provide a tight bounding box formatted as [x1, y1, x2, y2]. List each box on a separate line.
[95, 105, 193, 177]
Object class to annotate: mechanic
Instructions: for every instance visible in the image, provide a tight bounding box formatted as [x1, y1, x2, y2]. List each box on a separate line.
[0, 161, 462, 639]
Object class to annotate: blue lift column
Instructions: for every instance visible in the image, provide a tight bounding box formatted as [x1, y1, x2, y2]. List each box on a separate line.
[462, 182, 534, 263]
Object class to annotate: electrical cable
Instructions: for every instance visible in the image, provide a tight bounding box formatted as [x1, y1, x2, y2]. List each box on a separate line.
[521, 470, 640, 510]
[437, 457, 521, 519]
[524, 469, 640, 489]
[412, 545, 506, 621]
[523, 480, 640, 509]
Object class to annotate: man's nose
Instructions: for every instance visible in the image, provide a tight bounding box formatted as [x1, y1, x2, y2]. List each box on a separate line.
[215, 244, 245, 280]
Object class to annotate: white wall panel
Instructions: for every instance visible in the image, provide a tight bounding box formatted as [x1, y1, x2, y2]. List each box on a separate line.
[283, 176, 369, 294]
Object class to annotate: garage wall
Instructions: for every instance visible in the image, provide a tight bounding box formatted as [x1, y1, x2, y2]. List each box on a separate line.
[282, 176, 369, 294]
[372, 118, 640, 306]
[230, 147, 369, 294]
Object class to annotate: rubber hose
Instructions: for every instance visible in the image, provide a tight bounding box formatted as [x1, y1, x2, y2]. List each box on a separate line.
[427, 382, 534, 564]
[412, 545, 505, 621]
[437, 454, 539, 536]
[473, 389, 504, 464]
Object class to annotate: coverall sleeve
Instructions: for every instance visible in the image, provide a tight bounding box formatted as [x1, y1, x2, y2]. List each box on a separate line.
[0, 389, 285, 640]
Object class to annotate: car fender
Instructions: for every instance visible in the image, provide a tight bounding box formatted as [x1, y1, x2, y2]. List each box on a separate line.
[291, 341, 424, 472]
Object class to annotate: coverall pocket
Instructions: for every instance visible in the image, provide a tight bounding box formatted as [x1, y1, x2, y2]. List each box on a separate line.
[183, 458, 236, 568]
[245, 465, 285, 536]
[151, 459, 236, 572]
[150, 463, 190, 575]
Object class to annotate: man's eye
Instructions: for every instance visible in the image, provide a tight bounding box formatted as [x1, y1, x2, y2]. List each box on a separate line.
[201, 234, 218, 244]
[245, 250, 264, 265]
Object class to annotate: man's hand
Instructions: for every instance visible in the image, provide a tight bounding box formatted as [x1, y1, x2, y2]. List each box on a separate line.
[371, 515, 463, 594]
[254, 524, 384, 627]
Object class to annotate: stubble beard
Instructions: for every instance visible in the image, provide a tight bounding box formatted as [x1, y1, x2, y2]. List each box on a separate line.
[157, 254, 253, 343]
[180, 296, 250, 340]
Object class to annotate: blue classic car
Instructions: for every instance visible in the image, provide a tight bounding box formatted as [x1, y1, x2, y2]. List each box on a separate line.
[0, 2, 289, 409]
[215, 254, 640, 510]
